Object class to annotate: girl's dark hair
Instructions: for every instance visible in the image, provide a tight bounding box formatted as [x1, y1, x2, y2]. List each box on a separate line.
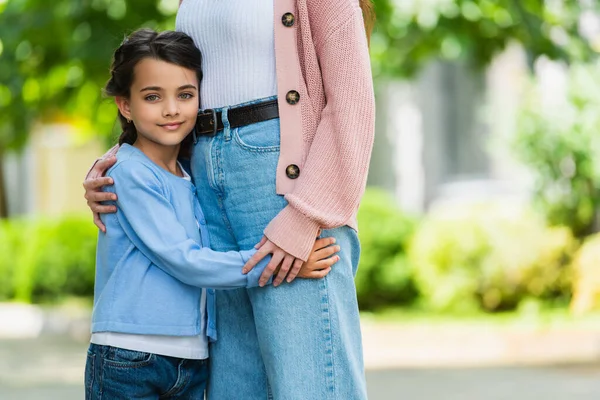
[104, 28, 202, 158]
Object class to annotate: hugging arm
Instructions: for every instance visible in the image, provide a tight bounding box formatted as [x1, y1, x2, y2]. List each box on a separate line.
[83, 145, 119, 232]
[108, 160, 269, 289]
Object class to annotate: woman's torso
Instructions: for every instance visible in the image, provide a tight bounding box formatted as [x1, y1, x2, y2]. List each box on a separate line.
[176, 0, 277, 109]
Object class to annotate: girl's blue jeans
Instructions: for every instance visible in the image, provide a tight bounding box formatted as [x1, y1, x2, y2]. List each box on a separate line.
[84, 344, 208, 399]
[192, 96, 367, 399]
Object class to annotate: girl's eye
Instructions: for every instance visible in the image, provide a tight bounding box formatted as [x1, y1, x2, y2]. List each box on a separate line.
[179, 92, 194, 100]
[145, 94, 159, 101]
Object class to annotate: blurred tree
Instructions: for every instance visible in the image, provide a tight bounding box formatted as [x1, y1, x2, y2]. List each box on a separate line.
[1, 0, 599, 218]
[0, 0, 178, 217]
[370, 0, 599, 77]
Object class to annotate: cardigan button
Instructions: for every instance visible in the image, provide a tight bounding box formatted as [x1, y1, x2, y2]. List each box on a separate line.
[286, 164, 300, 179]
[286, 90, 300, 105]
[282, 12, 295, 27]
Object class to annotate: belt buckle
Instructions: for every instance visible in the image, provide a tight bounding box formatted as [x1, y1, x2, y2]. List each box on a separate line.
[196, 108, 218, 138]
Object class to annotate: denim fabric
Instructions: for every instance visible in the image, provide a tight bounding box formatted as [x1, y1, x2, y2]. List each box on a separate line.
[191, 96, 367, 399]
[85, 344, 209, 400]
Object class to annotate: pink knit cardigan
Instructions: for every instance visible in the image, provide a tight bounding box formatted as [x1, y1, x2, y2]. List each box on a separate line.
[266, 0, 375, 260]
[96, 0, 375, 261]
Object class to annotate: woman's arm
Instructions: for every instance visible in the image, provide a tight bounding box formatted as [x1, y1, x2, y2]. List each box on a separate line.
[83, 145, 119, 231]
[264, 3, 374, 260]
[249, 2, 375, 280]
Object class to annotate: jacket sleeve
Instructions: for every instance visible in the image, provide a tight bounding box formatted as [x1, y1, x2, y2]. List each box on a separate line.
[108, 161, 269, 289]
[264, 4, 375, 261]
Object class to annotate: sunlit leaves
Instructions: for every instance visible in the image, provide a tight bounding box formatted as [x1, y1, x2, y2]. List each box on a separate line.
[371, 0, 599, 78]
[0, 0, 177, 151]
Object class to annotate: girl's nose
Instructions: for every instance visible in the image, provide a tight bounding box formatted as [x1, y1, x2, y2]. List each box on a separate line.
[163, 98, 180, 117]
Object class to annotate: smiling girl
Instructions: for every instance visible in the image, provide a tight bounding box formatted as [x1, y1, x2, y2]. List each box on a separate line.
[84, 29, 338, 400]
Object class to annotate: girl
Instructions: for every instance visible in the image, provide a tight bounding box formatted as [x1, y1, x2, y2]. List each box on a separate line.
[85, 28, 338, 400]
[85, 0, 375, 398]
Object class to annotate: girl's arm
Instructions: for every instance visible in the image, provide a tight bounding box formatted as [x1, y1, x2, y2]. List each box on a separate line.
[107, 159, 271, 290]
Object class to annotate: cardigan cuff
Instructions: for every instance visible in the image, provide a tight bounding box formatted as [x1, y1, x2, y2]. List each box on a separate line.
[264, 205, 321, 262]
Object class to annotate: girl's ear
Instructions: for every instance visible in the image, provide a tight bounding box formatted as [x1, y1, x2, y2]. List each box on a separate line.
[115, 97, 132, 121]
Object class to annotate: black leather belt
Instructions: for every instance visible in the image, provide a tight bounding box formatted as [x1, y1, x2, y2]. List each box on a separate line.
[195, 99, 279, 136]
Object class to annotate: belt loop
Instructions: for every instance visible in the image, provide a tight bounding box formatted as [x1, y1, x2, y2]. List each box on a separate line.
[222, 108, 231, 141]
[209, 108, 217, 136]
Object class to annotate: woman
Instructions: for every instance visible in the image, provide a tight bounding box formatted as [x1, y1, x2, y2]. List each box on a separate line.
[84, 0, 375, 398]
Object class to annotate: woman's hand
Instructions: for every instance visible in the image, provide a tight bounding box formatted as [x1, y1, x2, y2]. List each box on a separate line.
[83, 156, 118, 232]
[243, 236, 339, 287]
[297, 237, 340, 279]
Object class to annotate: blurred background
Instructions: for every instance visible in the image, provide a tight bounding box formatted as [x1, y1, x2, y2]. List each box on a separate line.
[2, 0, 600, 399]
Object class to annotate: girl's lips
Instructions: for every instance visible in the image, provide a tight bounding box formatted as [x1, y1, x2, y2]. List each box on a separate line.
[159, 122, 184, 131]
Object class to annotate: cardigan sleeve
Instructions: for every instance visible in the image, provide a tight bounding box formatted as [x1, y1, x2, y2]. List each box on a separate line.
[264, 7, 375, 261]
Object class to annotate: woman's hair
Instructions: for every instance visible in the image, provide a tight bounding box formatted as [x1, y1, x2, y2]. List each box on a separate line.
[104, 28, 202, 157]
[359, 0, 376, 44]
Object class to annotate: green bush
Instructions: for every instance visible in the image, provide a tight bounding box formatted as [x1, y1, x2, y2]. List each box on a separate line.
[0, 215, 97, 303]
[356, 188, 419, 310]
[409, 202, 576, 313]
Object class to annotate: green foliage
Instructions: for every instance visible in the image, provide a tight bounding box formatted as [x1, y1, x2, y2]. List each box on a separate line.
[0, 215, 97, 303]
[371, 0, 598, 77]
[0, 0, 179, 152]
[512, 62, 600, 238]
[409, 202, 576, 313]
[356, 189, 419, 309]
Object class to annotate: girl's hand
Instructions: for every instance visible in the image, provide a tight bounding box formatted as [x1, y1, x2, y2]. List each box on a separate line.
[83, 156, 118, 232]
[244, 237, 303, 287]
[243, 236, 340, 287]
[298, 237, 340, 279]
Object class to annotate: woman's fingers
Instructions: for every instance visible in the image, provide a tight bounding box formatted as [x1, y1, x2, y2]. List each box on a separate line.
[90, 204, 117, 214]
[83, 176, 114, 192]
[90, 156, 117, 179]
[304, 267, 332, 279]
[286, 258, 304, 283]
[316, 255, 339, 269]
[273, 255, 294, 286]
[313, 245, 340, 261]
[87, 191, 117, 203]
[313, 237, 336, 252]
[93, 213, 106, 232]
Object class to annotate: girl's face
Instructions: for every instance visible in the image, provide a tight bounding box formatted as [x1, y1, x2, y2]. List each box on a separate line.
[116, 58, 199, 150]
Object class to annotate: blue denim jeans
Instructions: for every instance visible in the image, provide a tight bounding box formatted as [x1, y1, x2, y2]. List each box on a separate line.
[85, 344, 208, 399]
[192, 96, 367, 399]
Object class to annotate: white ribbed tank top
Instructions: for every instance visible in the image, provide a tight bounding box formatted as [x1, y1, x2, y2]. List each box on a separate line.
[176, 0, 277, 109]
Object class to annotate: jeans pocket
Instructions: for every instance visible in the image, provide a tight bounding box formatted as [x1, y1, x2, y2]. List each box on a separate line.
[85, 350, 95, 399]
[233, 118, 281, 152]
[104, 346, 155, 368]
